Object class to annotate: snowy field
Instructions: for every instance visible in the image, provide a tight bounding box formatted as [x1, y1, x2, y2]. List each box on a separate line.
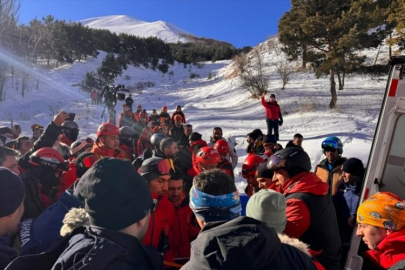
[0, 41, 389, 194]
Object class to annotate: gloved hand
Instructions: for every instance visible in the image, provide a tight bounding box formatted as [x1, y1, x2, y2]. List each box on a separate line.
[279, 120, 283, 126]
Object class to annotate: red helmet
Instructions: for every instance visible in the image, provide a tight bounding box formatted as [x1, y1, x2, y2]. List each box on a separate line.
[162, 106, 168, 112]
[96, 123, 119, 138]
[213, 139, 229, 155]
[29, 147, 67, 170]
[174, 114, 182, 121]
[242, 154, 264, 178]
[195, 147, 220, 165]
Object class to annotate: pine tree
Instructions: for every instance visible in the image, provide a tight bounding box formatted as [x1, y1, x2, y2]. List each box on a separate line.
[97, 52, 122, 84]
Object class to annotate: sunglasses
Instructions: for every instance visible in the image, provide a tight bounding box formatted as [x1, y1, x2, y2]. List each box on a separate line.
[30, 155, 69, 171]
[81, 155, 100, 168]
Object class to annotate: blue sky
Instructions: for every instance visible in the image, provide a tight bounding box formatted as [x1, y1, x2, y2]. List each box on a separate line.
[19, 0, 291, 48]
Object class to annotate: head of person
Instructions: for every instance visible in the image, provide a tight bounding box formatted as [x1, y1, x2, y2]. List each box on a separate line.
[78, 158, 152, 240]
[194, 147, 220, 173]
[139, 110, 148, 123]
[152, 109, 157, 116]
[321, 136, 343, 164]
[141, 157, 173, 196]
[0, 146, 20, 175]
[167, 168, 184, 203]
[28, 147, 68, 184]
[16, 136, 33, 155]
[122, 104, 131, 112]
[293, 133, 304, 147]
[174, 115, 182, 127]
[213, 139, 229, 162]
[242, 154, 265, 185]
[189, 132, 202, 145]
[31, 124, 44, 139]
[342, 158, 365, 185]
[269, 94, 276, 102]
[74, 152, 99, 179]
[262, 135, 277, 156]
[246, 132, 259, 145]
[136, 104, 142, 111]
[119, 126, 136, 148]
[160, 138, 179, 159]
[212, 127, 223, 142]
[255, 163, 274, 189]
[70, 138, 94, 158]
[356, 192, 405, 250]
[184, 124, 193, 137]
[267, 148, 311, 188]
[160, 125, 169, 136]
[13, 124, 21, 137]
[246, 189, 287, 233]
[61, 121, 79, 142]
[150, 133, 166, 150]
[176, 105, 182, 112]
[0, 127, 14, 145]
[0, 168, 25, 236]
[162, 106, 168, 113]
[96, 123, 120, 149]
[190, 169, 241, 228]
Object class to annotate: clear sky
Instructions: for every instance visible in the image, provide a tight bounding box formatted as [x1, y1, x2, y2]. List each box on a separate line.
[18, 0, 291, 48]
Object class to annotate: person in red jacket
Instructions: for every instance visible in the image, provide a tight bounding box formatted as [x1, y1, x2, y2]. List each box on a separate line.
[356, 192, 405, 270]
[161, 169, 200, 264]
[171, 105, 186, 124]
[134, 104, 143, 123]
[188, 132, 207, 165]
[267, 148, 341, 270]
[261, 92, 283, 140]
[118, 104, 137, 128]
[91, 123, 130, 159]
[140, 157, 176, 264]
[187, 147, 220, 178]
[213, 139, 234, 180]
[137, 122, 154, 157]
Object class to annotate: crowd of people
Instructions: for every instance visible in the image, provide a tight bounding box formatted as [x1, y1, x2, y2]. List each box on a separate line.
[0, 97, 404, 270]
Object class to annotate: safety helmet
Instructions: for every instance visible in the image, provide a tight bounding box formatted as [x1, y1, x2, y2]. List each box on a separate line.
[150, 133, 166, 148]
[242, 154, 264, 178]
[267, 148, 311, 177]
[195, 147, 220, 165]
[213, 139, 229, 155]
[140, 110, 148, 120]
[119, 126, 136, 137]
[31, 124, 44, 131]
[162, 106, 168, 112]
[174, 114, 182, 121]
[96, 123, 119, 138]
[29, 147, 68, 171]
[321, 136, 343, 154]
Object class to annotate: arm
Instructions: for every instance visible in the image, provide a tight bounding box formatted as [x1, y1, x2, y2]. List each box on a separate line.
[227, 141, 238, 169]
[283, 198, 311, 239]
[260, 96, 270, 108]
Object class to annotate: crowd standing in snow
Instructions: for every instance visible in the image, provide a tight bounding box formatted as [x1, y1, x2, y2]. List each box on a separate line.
[0, 93, 404, 270]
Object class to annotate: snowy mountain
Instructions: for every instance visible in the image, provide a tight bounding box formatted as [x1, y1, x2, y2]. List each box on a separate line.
[81, 15, 193, 43]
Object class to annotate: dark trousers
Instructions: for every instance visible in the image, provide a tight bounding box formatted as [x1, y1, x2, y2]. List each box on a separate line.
[266, 119, 279, 140]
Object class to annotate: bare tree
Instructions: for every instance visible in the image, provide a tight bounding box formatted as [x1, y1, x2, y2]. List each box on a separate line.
[276, 60, 296, 90]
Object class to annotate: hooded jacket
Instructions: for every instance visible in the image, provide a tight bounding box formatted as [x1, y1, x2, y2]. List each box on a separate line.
[279, 172, 341, 270]
[182, 216, 317, 270]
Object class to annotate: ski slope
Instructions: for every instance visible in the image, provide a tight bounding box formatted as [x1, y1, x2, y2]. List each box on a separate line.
[0, 40, 388, 194]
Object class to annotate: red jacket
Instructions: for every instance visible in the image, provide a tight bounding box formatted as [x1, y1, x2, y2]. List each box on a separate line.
[161, 193, 200, 260]
[91, 142, 130, 159]
[137, 126, 153, 156]
[364, 228, 405, 269]
[60, 134, 73, 147]
[59, 158, 77, 193]
[171, 111, 186, 124]
[118, 111, 136, 128]
[189, 139, 207, 164]
[261, 97, 281, 120]
[119, 144, 136, 161]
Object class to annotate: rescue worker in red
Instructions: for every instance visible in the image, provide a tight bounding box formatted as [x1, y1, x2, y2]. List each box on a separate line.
[261, 92, 283, 140]
[213, 139, 234, 180]
[137, 122, 154, 157]
[171, 105, 186, 124]
[159, 106, 172, 128]
[188, 132, 207, 165]
[242, 154, 265, 197]
[91, 123, 130, 159]
[118, 104, 137, 128]
[134, 104, 143, 123]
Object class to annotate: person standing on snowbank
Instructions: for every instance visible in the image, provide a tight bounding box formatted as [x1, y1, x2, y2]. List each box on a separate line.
[260, 92, 283, 140]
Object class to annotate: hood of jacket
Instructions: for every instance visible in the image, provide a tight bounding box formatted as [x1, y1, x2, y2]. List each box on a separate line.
[277, 233, 310, 257]
[281, 172, 329, 197]
[186, 216, 281, 269]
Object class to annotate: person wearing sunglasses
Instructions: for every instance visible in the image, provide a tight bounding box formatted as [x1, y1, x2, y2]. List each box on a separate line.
[140, 157, 177, 264]
[314, 136, 347, 196]
[267, 148, 341, 270]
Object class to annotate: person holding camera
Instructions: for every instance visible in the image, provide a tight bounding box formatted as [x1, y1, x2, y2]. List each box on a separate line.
[261, 92, 283, 140]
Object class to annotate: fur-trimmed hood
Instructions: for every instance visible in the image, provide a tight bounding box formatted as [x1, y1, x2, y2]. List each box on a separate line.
[278, 233, 311, 257]
[60, 208, 89, 236]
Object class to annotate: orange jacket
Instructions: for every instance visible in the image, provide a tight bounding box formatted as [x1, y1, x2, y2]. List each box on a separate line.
[91, 142, 130, 159]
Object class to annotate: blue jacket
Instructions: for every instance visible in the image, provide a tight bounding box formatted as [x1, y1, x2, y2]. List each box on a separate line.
[0, 236, 17, 270]
[341, 180, 361, 216]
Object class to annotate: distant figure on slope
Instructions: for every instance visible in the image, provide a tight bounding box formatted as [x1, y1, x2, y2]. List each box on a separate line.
[261, 92, 283, 140]
[125, 94, 134, 111]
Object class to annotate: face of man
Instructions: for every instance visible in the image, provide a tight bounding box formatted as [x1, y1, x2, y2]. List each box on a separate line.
[100, 135, 120, 149]
[175, 119, 182, 127]
[342, 171, 361, 185]
[149, 175, 171, 196]
[272, 168, 290, 187]
[293, 137, 303, 147]
[325, 148, 339, 163]
[167, 179, 184, 203]
[19, 139, 33, 155]
[161, 127, 168, 136]
[356, 223, 387, 250]
[1, 155, 20, 175]
[32, 129, 42, 138]
[269, 97, 275, 102]
[213, 129, 222, 141]
[164, 142, 179, 159]
[185, 126, 193, 137]
[257, 177, 273, 189]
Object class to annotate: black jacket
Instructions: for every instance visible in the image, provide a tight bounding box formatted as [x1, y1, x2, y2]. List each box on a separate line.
[182, 216, 317, 270]
[169, 125, 184, 142]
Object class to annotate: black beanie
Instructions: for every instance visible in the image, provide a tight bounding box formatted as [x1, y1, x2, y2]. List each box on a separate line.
[263, 135, 277, 144]
[189, 132, 202, 142]
[0, 168, 25, 218]
[342, 158, 365, 177]
[256, 163, 273, 179]
[79, 158, 152, 231]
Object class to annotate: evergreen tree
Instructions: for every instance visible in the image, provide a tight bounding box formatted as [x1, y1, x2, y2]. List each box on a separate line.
[97, 52, 122, 84]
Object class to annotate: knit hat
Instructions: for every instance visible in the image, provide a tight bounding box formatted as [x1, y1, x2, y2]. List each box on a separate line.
[256, 163, 273, 179]
[263, 135, 277, 144]
[189, 132, 202, 142]
[140, 157, 172, 182]
[246, 189, 287, 233]
[357, 192, 405, 231]
[0, 167, 25, 218]
[79, 158, 152, 231]
[342, 158, 365, 177]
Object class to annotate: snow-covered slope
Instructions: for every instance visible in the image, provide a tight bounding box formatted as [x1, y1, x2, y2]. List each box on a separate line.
[81, 15, 192, 43]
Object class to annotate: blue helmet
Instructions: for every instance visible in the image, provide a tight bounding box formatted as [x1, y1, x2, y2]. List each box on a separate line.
[321, 137, 343, 154]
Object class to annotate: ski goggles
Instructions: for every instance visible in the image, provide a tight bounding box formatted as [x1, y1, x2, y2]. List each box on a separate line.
[81, 154, 100, 169]
[322, 140, 338, 150]
[31, 124, 43, 130]
[29, 155, 69, 171]
[266, 155, 287, 171]
[141, 158, 175, 176]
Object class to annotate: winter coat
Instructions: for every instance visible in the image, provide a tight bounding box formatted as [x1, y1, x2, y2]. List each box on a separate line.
[208, 138, 238, 169]
[118, 111, 137, 128]
[119, 144, 136, 161]
[60, 135, 73, 147]
[148, 115, 160, 126]
[159, 112, 172, 127]
[91, 142, 130, 160]
[6, 226, 163, 270]
[0, 236, 17, 270]
[59, 158, 77, 194]
[175, 134, 192, 173]
[246, 138, 264, 155]
[19, 188, 82, 255]
[363, 228, 405, 270]
[181, 216, 318, 270]
[171, 111, 186, 124]
[260, 97, 282, 120]
[315, 157, 347, 196]
[90, 90, 97, 100]
[278, 172, 341, 270]
[134, 109, 142, 123]
[218, 160, 234, 180]
[160, 193, 200, 261]
[286, 140, 303, 149]
[169, 125, 184, 142]
[137, 127, 153, 156]
[125, 96, 133, 107]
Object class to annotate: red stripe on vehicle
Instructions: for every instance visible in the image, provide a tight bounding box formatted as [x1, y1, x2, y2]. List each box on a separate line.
[389, 79, 399, 97]
[364, 188, 370, 200]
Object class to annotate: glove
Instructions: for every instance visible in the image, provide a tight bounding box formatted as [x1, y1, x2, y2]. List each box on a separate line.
[279, 120, 283, 126]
